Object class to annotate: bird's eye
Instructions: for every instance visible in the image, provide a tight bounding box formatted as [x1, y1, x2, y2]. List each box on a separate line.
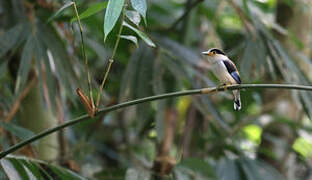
[212, 51, 215, 54]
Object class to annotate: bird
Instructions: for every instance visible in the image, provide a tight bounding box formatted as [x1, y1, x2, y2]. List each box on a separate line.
[201, 48, 242, 111]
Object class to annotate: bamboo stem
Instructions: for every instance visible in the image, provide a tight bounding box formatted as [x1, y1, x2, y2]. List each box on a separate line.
[1, 84, 312, 159]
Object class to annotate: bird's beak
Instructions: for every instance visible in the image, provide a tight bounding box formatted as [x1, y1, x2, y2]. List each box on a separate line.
[202, 51, 212, 56]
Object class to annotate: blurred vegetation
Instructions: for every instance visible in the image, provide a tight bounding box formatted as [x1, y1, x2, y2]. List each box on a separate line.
[0, 0, 312, 179]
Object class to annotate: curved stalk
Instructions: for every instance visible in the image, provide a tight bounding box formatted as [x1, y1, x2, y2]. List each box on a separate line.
[95, 8, 126, 110]
[1, 84, 312, 159]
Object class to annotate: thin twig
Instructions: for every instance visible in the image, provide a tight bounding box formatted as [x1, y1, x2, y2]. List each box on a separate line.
[95, 9, 126, 110]
[72, 1, 95, 110]
[1, 84, 312, 159]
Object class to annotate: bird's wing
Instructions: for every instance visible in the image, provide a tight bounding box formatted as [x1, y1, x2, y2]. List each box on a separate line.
[222, 60, 241, 84]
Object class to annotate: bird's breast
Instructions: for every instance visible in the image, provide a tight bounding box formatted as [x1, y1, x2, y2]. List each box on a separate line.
[211, 62, 236, 84]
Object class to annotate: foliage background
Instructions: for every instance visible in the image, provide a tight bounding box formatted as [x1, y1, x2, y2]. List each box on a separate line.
[0, 0, 312, 179]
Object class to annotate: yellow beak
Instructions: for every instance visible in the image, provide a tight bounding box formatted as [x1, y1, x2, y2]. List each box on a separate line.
[202, 51, 213, 56]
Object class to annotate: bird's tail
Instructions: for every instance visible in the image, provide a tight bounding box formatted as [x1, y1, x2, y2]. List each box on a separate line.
[233, 90, 241, 111]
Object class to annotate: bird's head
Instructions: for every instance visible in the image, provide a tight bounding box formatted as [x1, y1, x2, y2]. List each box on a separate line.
[202, 48, 227, 63]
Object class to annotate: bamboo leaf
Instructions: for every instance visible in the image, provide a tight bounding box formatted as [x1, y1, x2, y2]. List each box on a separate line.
[37, 22, 79, 103]
[120, 35, 138, 47]
[1, 158, 28, 180]
[104, 0, 125, 41]
[122, 21, 155, 47]
[217, 158, 241, 180]
[1, 155, 86, 180]
[47, 1, 74, 22]
[0, 23, 24, 58]
[71, 1, 108, 23]
[178, 158, 216, 178]
[20, 160, 42, 179]
[239, 158, 284, 180]
[0, 122, 34, 141]
[130, 0, 147, 24]
[0, 59, 8, 78]
[125, 10, 141, 26]
[15, 36, 35, 94]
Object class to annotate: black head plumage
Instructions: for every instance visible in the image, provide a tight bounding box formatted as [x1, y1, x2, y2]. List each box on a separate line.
[209, 48, 225, 55]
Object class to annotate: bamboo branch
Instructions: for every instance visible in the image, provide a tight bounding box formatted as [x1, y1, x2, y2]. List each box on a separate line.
[0, 84, 312, 159]
[95, 7, 126, 111]
[72, 0, 95, 115]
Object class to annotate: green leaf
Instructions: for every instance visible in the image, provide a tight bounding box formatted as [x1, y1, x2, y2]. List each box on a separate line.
[37, 22, 79, 103]
[122, 21, 155, 47]
[120, 35, 138, 47]
[0, 121, 34, 141]
[178, 158, 216, 178]
[71, 1, 108, 23]
[15, 35, 35, 94]
[1, 159, 21, 180]
[238, 157, 284, 180]
[125, 10, 141, 26]
[104, 0, 125, 41]
[47, 1, 74, 22]
[1, 158, 29, 180]
[0, 59, 8, 78]
[293, 137, 312, 158]
[217, 158, 241, 180]
[20, 160, 42, 179]
[130, 0, 147, 24]
[1, 155, 86, 180]
[0, 23, 25, 58]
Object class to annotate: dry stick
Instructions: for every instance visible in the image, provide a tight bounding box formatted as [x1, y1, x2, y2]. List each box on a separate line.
[72, 1, 95, 111]
[1, 84, 312, 159]
[95, 10, 125, 111]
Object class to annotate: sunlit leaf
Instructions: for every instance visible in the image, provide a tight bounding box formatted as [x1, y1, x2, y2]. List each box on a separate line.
[293, 137, 312, 158]
[122, 21, 155, 47]
[125, 10, 141, 26]
[104, 0, 125, 41]
[243, 124, 262, 144]
[71, 1, 108, 23]
[130, 0, 147, 24]
[47, 1, 74, 22]
[120, 35, 138, 47]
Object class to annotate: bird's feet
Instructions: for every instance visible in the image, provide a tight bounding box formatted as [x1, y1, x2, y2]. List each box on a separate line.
[222, 83, 231, 91]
